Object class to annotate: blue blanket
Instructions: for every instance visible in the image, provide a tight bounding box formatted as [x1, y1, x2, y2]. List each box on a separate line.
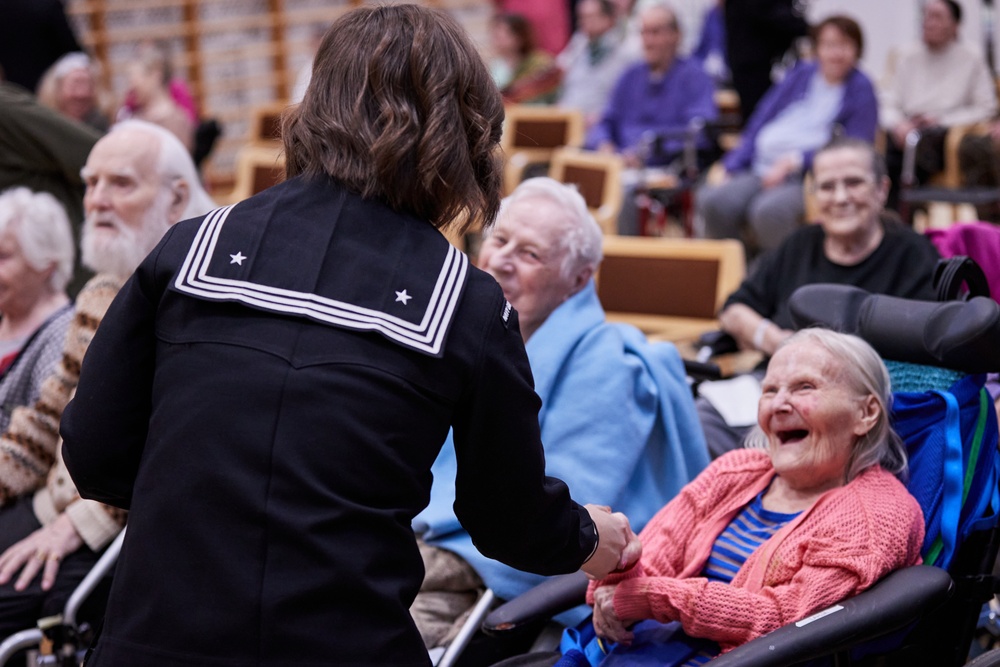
[416, 281, 709, 620]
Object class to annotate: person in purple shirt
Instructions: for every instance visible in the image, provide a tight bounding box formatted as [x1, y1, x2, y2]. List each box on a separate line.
[697, 15, 878, 259]
[587, 2, 717, 234]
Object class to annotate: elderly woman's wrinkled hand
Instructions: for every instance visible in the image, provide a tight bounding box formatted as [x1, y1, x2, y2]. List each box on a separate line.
[0, 514, 83, 592]
[581, 504, 642, 579]
[592, 584, 635, 645]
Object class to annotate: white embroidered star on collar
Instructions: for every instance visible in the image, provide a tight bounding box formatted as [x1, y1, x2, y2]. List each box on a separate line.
[395, 289, 412, 305]
[230, 252, 247, 266]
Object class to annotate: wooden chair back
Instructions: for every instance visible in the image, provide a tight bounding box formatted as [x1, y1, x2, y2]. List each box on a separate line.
[248, 101, 291, 147]
[549, 147, 624, 234]
[501, 105, 585, 194]
[596, 236, 745, 341]
[216, 145, 286, 205]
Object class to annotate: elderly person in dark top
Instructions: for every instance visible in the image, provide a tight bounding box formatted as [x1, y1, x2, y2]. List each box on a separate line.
[698, 136, 940, 458]
[724, 0, 808, 120]
[59, 6, 639, 666]
[698, 15, 878, 257]
[0, 187, 74, 434]
[501, 328, 924, 666]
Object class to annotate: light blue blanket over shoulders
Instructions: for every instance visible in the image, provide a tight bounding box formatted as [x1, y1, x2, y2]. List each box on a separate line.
[416, 280, 708, 617]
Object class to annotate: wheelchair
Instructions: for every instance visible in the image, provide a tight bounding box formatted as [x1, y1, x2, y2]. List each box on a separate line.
[479, 282, 1000, 666]
[0, 529, 124, 667]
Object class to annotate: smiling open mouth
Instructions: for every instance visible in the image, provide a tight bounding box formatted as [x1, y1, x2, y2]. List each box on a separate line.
[777, 429, 809, 444]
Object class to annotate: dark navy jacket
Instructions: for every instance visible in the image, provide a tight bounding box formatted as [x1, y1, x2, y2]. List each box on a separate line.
[61, 175, 597, 666]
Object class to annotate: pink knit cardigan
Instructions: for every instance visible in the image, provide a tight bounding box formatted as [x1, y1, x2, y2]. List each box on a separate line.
[588, 449, 925, 653]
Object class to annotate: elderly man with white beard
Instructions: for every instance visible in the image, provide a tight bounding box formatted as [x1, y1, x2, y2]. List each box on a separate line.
[0, 119, 214, 638]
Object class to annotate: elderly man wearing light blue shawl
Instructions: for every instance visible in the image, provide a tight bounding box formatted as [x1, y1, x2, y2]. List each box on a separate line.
[411, 177, 710, 651]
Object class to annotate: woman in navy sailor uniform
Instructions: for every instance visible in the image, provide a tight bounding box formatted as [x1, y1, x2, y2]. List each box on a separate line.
[59, 6, 639, 666]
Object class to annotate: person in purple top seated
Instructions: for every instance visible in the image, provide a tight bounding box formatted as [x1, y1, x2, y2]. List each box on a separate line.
[697, 15, 878, 259]
[586, 2, 717, 234]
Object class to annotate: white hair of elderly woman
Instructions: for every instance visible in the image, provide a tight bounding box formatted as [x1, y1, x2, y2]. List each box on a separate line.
[0, 187, 75, 293]
[746, 328, 908, 481]
[491, 177, 604, 278]
[109, 119, 216, 220]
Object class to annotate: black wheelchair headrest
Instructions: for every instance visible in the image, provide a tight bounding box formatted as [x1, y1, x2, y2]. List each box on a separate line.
[788, 284, 1000, 374]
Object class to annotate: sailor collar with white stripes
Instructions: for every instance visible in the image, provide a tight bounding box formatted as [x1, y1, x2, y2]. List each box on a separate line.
[173, 205, 468, 357]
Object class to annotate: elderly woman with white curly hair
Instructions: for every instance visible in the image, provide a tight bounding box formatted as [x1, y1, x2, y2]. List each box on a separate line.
[36, 52, 111, 133]
[0, 187, 74, 434]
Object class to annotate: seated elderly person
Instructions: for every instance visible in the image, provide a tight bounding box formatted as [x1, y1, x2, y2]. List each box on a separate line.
[556, 0, 637, 129]
[490, 13, 561, 105]
[698, 136, 940, 458]
[697, 15, 877, 258]
[36, 52, 110, 133]
[587, 2, 717, 234]
[117, 42, 195, 151]
[0, 120, 214, 639]
[0, 187, 75, 433]
[588, 3, 715, 167]
[880, 0, 997, 209]
[411, 177, 710, 650]
[500, 328, 925, 666]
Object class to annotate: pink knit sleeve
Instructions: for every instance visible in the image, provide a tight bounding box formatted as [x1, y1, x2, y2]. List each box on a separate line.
[586, 453, 738, 605]
[612, 563, 865, 646]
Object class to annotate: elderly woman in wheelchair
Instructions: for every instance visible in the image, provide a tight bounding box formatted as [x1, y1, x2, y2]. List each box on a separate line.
[502, 328, 925, 666]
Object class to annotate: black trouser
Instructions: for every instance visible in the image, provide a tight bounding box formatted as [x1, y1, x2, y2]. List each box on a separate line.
[885, 126, 948, 213]
[958, 133, 1000, 222]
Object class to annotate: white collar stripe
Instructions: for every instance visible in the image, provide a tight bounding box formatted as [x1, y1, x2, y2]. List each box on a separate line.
[173, 209, 467, 355]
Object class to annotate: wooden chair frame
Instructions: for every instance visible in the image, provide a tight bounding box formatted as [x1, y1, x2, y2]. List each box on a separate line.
[902, 123, 992, 229]
[595, 235, 746, 341]
[549, 147, 624, 235]
[216, 144, 286, 205]
[501, 105, 585, 195]
[247, 101, 292, 147]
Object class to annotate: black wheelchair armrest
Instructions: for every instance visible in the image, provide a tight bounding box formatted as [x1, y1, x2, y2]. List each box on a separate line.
[482, 571, 589, 635]
[695, 330, 739, 360]
[709, 565, 954, 667]
[684, 359, 723, 382]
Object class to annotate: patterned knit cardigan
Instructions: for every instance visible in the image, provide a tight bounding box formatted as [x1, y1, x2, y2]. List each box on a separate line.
[588, 449, 925, 653]
[0, 274, 126, 550]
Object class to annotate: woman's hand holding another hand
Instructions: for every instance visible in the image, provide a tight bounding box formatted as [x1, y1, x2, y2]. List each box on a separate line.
[581, 504, 642, 580]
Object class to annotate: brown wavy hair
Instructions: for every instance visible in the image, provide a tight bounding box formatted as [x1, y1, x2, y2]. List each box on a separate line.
[810, 14, 864, 59]
[282, 4, 505, 233]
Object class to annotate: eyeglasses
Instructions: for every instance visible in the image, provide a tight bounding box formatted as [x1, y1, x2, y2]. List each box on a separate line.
[813, 176, 873, 197]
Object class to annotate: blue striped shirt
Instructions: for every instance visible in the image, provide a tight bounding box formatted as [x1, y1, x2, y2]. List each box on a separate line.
[702, 489, 800, 583]
[681, 490, 800, 666]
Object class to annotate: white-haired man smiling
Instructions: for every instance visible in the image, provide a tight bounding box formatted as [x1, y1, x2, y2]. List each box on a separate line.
[412, 177, 710, 651]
